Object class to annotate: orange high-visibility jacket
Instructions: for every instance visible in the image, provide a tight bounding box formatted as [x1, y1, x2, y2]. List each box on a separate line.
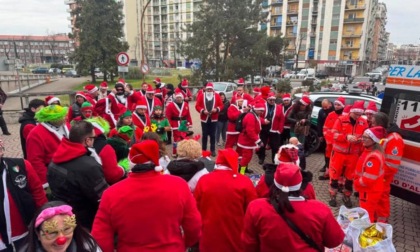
[381, 132, 404, 178]
[323, 111, 340, 145]
[354, 148, 385, 193]
[331, 114, 368, 154]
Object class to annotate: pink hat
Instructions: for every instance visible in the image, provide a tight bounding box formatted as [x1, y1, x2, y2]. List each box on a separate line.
[129, 140, 163, 172]
[274, 163, 303, 192]
[300, 96, 311, 106]
[84, 84, 98, 94]
[181, 78, 189, 87]
[334, 96, 345, 107]
[364, 126, 387, 143]
[100, 82, 108, 89]
[205, 82, 214, 90]
[153, 77, 161, 83]
[238, 78, 245, 85]
[282, 93, 291, 101]
[135, 99, 147, 110]
[146, 86, 155, 94]
[45, 95, 60, 105]
[350, 100, 365, 113]
[365, 101, 378, 114]
[215, 148, 239, 177]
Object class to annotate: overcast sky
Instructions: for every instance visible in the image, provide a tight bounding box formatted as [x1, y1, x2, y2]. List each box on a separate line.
[0, 0, 417, 45]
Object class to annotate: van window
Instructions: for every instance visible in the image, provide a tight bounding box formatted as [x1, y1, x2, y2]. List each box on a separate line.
[226, 85, 233, 92]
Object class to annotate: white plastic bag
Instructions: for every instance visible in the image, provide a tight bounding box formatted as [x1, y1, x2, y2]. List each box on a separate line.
[352, 223, 396, 252]
[336, 206, 370, 246]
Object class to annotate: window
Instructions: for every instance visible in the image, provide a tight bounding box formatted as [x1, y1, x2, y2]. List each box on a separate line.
[348, 13, 356, 19]
[330, 39, 337, 44]
[226, 85, 233, 92]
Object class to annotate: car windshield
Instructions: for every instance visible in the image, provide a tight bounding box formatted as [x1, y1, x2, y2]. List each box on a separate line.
[212, 83, 227, 92]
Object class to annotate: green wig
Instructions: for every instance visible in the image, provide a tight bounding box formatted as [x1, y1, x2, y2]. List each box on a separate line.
[35, 105, 68, 123]
[85, 116, 111, 135]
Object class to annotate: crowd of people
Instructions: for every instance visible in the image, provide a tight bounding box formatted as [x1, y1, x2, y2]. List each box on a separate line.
[0, 76, 403, 251]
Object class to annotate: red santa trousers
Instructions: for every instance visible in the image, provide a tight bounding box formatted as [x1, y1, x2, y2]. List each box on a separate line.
[376, 175, 394, 222]
[225, 134, 239, 149]
[359, 191, 382, 223]
[329, 152, 358, 180]
[239, 147, 254, 167]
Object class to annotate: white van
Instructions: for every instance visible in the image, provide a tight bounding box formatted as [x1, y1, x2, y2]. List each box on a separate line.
[296, 68, 315, 79]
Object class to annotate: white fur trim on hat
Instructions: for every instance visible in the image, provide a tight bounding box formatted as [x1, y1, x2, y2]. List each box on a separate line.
[365, 128, 380, 143]
[334, 100, 344, 107]
[300, 98, 309, 106]
[136, 104, 147, 109]
[90, 122, 105, 134]
[365, 109, 377, 114]
[274, 180, 302, 193]
[88, 86, 98, 94]
[175, 93, 184, 98]
[350, 108, 364, 113]
[47, 97, 60, 105]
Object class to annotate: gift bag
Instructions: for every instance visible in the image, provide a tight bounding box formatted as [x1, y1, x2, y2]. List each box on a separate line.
[337, 206, 370, 246]
[352, 223, 396, 252]
[294, 122, 310, 136]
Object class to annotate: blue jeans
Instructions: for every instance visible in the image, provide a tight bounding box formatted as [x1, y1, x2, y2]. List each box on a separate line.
[216, 120, 228, 144]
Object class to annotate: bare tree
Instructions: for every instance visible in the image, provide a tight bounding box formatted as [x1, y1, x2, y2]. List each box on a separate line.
[1, 41, 12, 60]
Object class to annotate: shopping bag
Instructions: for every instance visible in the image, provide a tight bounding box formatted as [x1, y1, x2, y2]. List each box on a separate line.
[337, 206, 370, 246]
[352, 223, 396, 252]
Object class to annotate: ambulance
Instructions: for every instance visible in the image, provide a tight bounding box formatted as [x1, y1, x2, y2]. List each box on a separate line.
[381, 64, 420, 205]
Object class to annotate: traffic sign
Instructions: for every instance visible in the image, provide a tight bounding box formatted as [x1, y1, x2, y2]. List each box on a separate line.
[116, 52, 129, 66]
[141, 63, 150, 74]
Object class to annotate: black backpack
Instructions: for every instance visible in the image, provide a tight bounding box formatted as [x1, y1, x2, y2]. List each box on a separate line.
[235, 112, 249, 132]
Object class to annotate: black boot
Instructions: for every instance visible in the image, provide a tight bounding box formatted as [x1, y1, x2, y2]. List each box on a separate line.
[329, 195, 337, 207]
[343, 195, 353, 208]
[318, 175, 329, 180]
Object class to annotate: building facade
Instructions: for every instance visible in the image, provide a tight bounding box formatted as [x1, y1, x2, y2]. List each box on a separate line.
[124, 0, 199, 68]
[64, 0, 79, 47]
[0, 34, 73, 66]
[260, 0, 388, 75]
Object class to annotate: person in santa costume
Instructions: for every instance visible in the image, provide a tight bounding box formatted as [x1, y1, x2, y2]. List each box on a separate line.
[281, 93, 293, 145]
[225, 98, 248, 149]
[139, 86, 163, 116]
[86, 117, 126, 185]
[237, 101, 265, 174]
[175, 78, 192, 102]
[93, 98, 119, 130]
[365, 100, 378, 128]
[67, 92, 87, 123]
[70, 101, 95, 124]
[45, 95, 60, 106]
[26, 105, 70, 187]
[98, 81, 110, 100]
[195, 82, 224, 157]
[138, 82, 149, 97]
[0, 139, 47, 251]
[131, 99, 151, 134]
[48, 121, 108, 230]
[166, 92, 193, 157]
[153, 77, 167, 104]
[256, 91, 285, 164]
[92, 140, 202, 252]
[107, 81, 137, 112]
[83, 84, 99, 105]
[370, 112, 404, 223]
[194, 148, 257, 252]
[242, 163, 344, 252]
[354, 126, 386, 222]
[252, 87, 262, 99]
[230, 82, 254, 104]
[19, 99, 45, 159]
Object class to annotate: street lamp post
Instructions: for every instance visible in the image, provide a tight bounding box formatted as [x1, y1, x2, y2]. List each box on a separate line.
[140, 0, 152, 82]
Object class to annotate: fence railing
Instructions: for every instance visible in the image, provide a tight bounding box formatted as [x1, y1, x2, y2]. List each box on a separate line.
[0, 74, 58, 93]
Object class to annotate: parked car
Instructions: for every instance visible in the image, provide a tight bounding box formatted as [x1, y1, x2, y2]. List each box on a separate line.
[315, 71, 329, 79]
[212, 82, 238, 101]
[48, 68, 61, 74]
[304, 76, 322, 86]
[94, 68, 104, 79]
[32, 67, 49, 74]
[65, 70, 80, 78]
[296, 68, 315, 79]
[293, 91, 382, 155]
[284, 71, 297, 79]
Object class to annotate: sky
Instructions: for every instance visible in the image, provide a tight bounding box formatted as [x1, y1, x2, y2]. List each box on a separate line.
[0, 0, 418, 45]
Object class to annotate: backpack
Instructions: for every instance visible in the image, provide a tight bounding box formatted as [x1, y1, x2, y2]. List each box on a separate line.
[235, 112, 249, 132]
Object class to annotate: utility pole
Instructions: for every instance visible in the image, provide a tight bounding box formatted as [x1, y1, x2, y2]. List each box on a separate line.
[140, 0, 152, 82]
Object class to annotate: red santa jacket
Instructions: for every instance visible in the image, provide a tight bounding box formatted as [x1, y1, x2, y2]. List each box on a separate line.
[238, 112, 262, 149]
[194, 170, 257, 252]
[323, 111, 340, 145]
[230, 92, 254, 104]
[227, 104, 241, 135]
[263, 103, 285, 134]
[84, 93, 97, 106]
[175, 87, 192, 101]
[195, 92, 224, 122]
[354, 148, 385, 193]
[381, 132, 404, 179]
[0, 160, 47, 249]
[98, 143, 125, 185]
[26, 122, 70, 186]
[107, 92, 139, 112]
[132, 112, 151, 132]
[241, 198, 345, 252]
[92, 171, 202, 252]
[141, 96, 163, 116]
[331, 114, 368, 154]
[166, 101, 192, 130]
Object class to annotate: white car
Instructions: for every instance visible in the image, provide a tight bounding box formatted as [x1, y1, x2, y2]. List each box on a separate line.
[94, 68, 104, 79]
[304, 76, 322, 85]
[212, 82, 238, 101]
[284, 72, 297, 79]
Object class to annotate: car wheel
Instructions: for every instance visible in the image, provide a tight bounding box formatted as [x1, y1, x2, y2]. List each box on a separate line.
[304, 128, 321, 157]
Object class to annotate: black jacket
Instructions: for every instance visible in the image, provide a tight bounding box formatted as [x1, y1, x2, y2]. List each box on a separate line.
[18, 109, 37, 159]
[167, 159, 206, 182]
[218, 100, 230, 122]
[317, 106, 334, 137]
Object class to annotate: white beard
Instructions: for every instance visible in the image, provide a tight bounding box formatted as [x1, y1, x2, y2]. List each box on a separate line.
[205, 92, 214, 100]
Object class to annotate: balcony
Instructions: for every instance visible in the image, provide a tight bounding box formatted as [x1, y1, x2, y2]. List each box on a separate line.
[286, 21, 296, 26]
[313, 5, 318, 12]
[271, 22, 282, 28]
[288, 0, 299, 2]
[342, 32, 362, 37]
[64, 0, 75, 4]
[311, 20, 317, 25]
[67, 16, 73, 21]
[286, 33, 297, 38]
[310, 32, 316, 37]
[272, 12, 282, 16]
[341, 44, 360, 49]
[287, 8, 298, 14]
[271, 0, 283, 5]
[345, 4, 366, 10]
[344, 17, 364, 23]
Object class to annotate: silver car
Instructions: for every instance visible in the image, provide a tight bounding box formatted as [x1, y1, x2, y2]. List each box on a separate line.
[212, 82, 238, 101]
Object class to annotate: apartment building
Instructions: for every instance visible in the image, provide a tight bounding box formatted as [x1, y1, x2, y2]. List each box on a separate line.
[0, 34, 73, 66]
[260, 0, 388, 75]
[124, 0, 199, 68]
[64, 0, 79, 47]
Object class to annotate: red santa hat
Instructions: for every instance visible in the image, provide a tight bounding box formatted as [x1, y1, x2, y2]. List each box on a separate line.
[253, 101, 265, 111]
[155, 89, 162, 96]
[343, 105, 352, 115]
[268, 92, 276, 100]
[334, 96, 345, 107]
[181, 78, 189, 87]
[364, 126, 387, 143]
[116, 78, 126, 85]
[202, 150, 212, 158]
[238, 78, 245, 85]
[365, 101, 378, 115]
[300, 96, 311, 106]
[84, 84, 98, 94]
[45, 95, 60, 105]
[261, 86, 271, 100]
[75, 91, 87, 100]
[253, 87, 261, 94]
[135, 99, 147, 110]
[350, 100, 365, 114]
[215, 148, 239, 177]
[205, 82, 214, 90]
[282, 93, 291, 101]
[128, 140, 163, 172]
[274, 163, 303, 192]
[274, 144, 300, 166]
[100, 82, 108, 89]
[174, 92, 184, 98]
[146, 86, 155, 94]
[153, 77, 161, 83]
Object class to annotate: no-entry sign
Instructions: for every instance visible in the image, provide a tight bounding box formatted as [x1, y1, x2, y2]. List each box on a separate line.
[116, 52, 130, 66]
